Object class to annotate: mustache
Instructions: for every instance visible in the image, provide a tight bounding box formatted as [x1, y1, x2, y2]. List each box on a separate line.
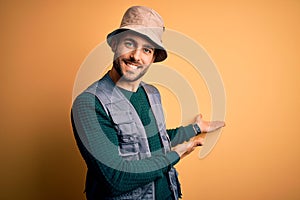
[123, 58, 142, 66]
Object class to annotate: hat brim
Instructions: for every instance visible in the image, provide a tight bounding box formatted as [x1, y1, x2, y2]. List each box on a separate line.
[107, 28, 167, 62]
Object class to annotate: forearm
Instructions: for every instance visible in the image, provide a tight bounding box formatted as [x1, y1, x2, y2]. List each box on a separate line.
[167, 125, 196, 147]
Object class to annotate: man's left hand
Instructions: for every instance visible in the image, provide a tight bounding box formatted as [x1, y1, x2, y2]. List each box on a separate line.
[195, 114, 225, 133]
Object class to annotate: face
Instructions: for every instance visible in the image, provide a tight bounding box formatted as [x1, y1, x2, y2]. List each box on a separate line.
[111, 31, 156, 83]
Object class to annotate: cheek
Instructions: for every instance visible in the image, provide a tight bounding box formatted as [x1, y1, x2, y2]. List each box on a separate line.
[116, 45, 134, 56]
[117, 51, 133, 61]
[114, 44, 126, 57]
[145, 54, 155, 64]
[114, 48, 123, 58]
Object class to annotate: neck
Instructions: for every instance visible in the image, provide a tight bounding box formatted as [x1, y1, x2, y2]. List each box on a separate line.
[109, 68, 141, 92]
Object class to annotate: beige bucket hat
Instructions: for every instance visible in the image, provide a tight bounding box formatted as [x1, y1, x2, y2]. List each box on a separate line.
[107, 6, 167, 62]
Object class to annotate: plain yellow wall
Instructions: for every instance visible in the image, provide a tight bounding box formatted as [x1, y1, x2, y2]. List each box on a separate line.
[1, 1, 299, 200]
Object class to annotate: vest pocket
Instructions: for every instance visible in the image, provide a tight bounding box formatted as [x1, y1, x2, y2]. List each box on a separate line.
[110, 110, 140, 160]
[117, 135, 139, 160]
[109, 110, 138, 135]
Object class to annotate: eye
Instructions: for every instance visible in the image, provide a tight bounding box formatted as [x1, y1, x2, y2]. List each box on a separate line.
[143, 48, 153, 54]
[124, 41, 134, 48]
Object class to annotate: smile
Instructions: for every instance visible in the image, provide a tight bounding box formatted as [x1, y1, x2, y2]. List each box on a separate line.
[128, 64, 138, 70]
[124, 61, 140, 70]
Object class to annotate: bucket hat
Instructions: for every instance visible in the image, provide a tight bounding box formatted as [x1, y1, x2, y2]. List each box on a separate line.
[107, 6, 167, 62]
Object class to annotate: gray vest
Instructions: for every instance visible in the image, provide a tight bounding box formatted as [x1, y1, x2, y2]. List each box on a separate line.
[85, 72, 180, 200]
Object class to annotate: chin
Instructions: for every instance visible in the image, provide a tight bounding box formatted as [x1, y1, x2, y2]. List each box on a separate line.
[120, 73, 142, 82]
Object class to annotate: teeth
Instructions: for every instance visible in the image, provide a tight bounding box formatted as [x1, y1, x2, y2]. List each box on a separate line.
[128, 64, 138, 70]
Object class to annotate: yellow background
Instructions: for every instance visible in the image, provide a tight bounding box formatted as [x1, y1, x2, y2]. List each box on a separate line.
[1, 0, 299, 199]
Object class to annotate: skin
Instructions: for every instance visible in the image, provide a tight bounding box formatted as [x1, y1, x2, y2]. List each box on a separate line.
[109, 31, 225, 159]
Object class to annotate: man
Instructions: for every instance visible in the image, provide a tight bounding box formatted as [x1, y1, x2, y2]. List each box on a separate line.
[71, 6, 225, 200]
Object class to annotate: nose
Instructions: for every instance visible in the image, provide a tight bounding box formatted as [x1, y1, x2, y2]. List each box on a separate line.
[130, 48, 141, 61]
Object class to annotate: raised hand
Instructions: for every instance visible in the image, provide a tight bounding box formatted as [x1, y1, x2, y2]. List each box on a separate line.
[195, 114, 225, 133]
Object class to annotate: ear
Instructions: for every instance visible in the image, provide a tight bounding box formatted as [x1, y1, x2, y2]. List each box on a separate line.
[110, 38, 118, 53]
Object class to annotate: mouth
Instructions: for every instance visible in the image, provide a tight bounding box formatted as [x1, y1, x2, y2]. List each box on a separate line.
[124, 60, 141, 70]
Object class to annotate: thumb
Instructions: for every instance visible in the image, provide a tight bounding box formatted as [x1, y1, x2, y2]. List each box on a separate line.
[199, 113, 203, 119]
[193, 137, 204, 146]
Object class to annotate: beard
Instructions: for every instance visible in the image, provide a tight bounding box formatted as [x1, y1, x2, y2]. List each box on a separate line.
[113, 55, 150, 82]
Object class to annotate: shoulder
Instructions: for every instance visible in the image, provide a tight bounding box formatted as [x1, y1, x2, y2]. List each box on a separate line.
[141, 82, 160, 95]
[72, 92, 110, 119]
[72, 92, 99, 109]
[84, 72, 115, 95]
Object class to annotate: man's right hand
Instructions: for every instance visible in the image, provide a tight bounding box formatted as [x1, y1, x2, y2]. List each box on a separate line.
[172, 136, 204, 159]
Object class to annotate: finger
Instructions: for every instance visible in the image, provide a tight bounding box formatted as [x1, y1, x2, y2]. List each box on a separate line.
[187, 141, 195, 149]
[212, 121, 224, 126]
[209, 121, 225, 131]
[194, 137, 204, 146]
[217, 121, 225, 127]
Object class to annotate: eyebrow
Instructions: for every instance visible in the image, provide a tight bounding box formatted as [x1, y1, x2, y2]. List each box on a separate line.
[143, 44, 155, 50]
[123, 38, 155, 49]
